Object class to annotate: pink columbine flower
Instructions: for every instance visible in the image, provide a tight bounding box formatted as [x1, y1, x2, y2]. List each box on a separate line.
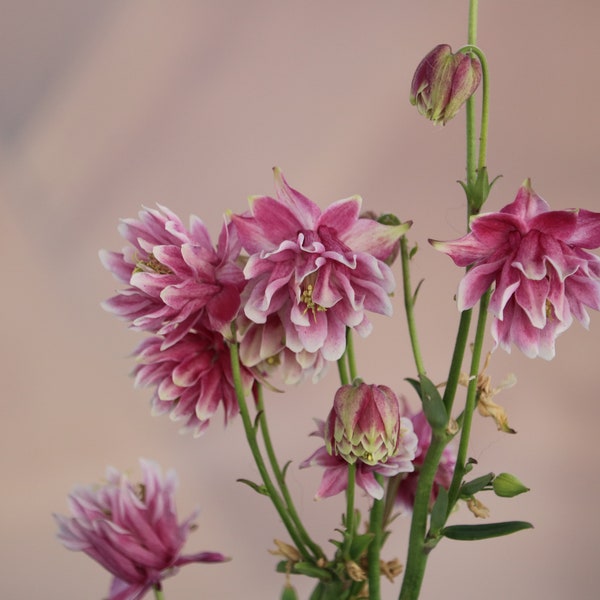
[54, 459, 227, 600]
[231, 169, 410, 362]
[133, 327, 254, 437]
[300, 415, 418, 501]
[394, 408, 456, 514]
[100, 205, 245, 346]
[431, 181, 600, 359]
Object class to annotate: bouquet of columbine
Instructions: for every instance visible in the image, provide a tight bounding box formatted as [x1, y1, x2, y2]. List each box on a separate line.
[53, 2, 600, 599]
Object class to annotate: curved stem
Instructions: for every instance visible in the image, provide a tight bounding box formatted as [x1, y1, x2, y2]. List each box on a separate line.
[400, 236, 426, 376]
[228, 340, 310, 560]
[368, 474, 385, 600]
[255, 384, 324, 560]
[446, 289, 491, 510]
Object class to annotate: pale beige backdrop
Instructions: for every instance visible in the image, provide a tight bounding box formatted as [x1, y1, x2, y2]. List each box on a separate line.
[2, 1, 599, 599]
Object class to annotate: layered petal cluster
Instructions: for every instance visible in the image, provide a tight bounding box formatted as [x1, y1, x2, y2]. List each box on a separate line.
[325, 382, 402, 465]
[54, 460, 227, 600]
[432, 181, 600, 359]
[300, 413, 418, 501]
[394, 408, 456, 514]
[100, 205, 245, 346]
[133, 327, 254, 437]
[231, 169, 410, 362]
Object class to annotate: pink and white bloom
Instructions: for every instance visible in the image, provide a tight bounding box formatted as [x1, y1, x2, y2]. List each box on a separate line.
[54, 460, 227, 600]
[300, 416, 418, 501]
[133, 327, 254, 437]
[100, 205, 245, 346]
[394, 408, 456, 514]
[432, 181, 600, 359]
[231, 169, 410, 361]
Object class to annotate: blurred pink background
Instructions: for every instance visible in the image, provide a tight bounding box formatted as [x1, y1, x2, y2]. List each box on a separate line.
[2, 1, 599, 599]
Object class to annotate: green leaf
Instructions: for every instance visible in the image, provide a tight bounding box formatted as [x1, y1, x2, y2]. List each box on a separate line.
[460, 472, 495, 497]
[349, 532, 374, 561]
[293, 562, 333, 580]
[406, 375, 448, 431]
[236, 478, 268, 496]
[429, 486, 448, 534]
[442, 520, 533, 541]
[281, 460, 292, 481]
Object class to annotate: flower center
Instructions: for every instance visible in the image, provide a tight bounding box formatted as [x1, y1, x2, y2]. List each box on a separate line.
[134, 253, 173, 275]
[300, 274, 326, 320]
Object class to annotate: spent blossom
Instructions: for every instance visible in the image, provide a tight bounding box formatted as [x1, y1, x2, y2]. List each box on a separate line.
[100, 205, 245, 346]
[431, 181, 600, 359]
[231, 168, 410, 362]
[54, 459, 227, 600]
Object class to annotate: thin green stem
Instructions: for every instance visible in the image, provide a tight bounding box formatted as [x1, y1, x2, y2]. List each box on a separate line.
[468, 0, 478, 45]
[337, 354, 350, 386]
[400, 237, 426, 376]
[343, 463, 357, 557]
[153, 585, 164, 600]
[446, 289, 491, 510]
[255, 384, 324, 560]
[368, 474, 385, 600]
[345, 328, 358, 381]
[228, 341, 310, 560]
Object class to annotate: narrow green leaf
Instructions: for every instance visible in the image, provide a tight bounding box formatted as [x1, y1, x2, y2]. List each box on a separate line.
[349, 532, 374, 561]
[236, 478, 268, 496]
[281, 460, 292, 481]
[293, 562, 332, 580]
[442, 520, 533, 541]
[460, 472, 495, 497]
[406, 375, 448, 431]
[429, 486, 448, 534]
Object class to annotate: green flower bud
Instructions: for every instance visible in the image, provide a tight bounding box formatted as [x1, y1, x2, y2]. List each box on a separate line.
[492, 473, 530, 498]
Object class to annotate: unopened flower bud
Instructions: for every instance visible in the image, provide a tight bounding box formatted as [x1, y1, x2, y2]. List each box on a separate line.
[492, 473, 530, 498]
[325, 382, 401, 465]
[410, 44, 482, 125]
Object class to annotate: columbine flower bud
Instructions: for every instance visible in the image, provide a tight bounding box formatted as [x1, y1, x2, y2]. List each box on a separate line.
[325, 382, 401, 466]
[492, 473, 530, 498]
[410, 44, 482, 125]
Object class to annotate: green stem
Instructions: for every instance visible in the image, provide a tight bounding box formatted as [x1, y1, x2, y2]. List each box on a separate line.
[400, 236, 426, 376]
[153, 584, 164, 600]
[343, 463, 357, 557]
[345, 328, 358, 381]
[368, 474, 385, 600]
[228, 340, 310, 560]
[446, 289, 491, 510]
[255, 384, 324, 560]
[398, 434, 448, 600]
[337, 353, 350, 386]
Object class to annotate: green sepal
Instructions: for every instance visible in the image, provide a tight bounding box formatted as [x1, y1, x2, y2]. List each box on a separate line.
[458, 167, 502, 214]
[236, 478, 268, 496]
[442, 520, 533, 541]
[429, 486, 448, 535]
[281, 584, 299, 600]
[348, 532, 374, 561]
[459, 472, 495, 497]
[406, 375, 448, 431]
[409, 243, 419, 259]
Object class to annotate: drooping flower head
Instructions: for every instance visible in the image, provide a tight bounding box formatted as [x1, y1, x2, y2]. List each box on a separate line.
[325, 382, 402, 466]
[431, 181, 600, 359]
[100, 205, 245, 346]
[54, 459, 227, 600]
[133, 326, 254, 437]
[410, 44, 482, 125]
[231, 169, 410, 362]
[300, 390, 418, 501]
[394, 408, 456, 514]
